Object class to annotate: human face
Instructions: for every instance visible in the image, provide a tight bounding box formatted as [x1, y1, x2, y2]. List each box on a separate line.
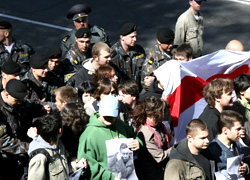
[0, 30, 6, 42]
[240, 87, 250, 103]
[32, 67, 48, 79]
[190, 129, 209, 150]
[82, 93, 92, 104]
[110, 70, 118, 84]
[48, 58, 61, 71]
[158, 40, 173, 53]
[118, 90, 136, 108]
[97, 50, 111, 66]
[73, 18, 89, 30]
[76, 37, 91, 53]
[55, 96, 65, 111]
[121, 148, 130, 162]
[121, 32, 137, 47]
[218, 90, 234, 107]
[189, 0, 203, 14]
[227, 121, 242, 142]
[7, 94, 23, 107]
[175, 54, 189, 62]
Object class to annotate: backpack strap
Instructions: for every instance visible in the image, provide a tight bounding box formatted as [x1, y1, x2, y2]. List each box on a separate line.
[29, 148, 51, 162]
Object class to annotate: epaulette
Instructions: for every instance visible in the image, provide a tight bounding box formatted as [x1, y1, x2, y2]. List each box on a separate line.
[110, 50, 117, 58]
[63, 35, 70, 43]
[100, 27, 105, 31]
[148, 57, 154, 65]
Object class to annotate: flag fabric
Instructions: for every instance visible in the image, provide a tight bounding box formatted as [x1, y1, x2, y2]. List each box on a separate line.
[154, 50, 250, 143]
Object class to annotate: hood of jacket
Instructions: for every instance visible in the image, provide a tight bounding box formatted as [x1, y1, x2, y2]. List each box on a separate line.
[82, 58, 95, 72]
[28, 135, 55, 155]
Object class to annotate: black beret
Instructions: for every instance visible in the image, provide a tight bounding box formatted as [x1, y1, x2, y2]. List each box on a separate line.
[29, 54, 48, 69]
[46, 46, 62, 59]
[75, 28, 91, 38]
[67, 4, 91, 21]
[6, 79, 27, 99]
[157, 27, 175, 44]
[1, 60, 21, 74]
[120, 23, 137, 36]
[0, 21, 12, 29]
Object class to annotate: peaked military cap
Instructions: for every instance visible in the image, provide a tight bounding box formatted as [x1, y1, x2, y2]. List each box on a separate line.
[0, 21, 12, 29]
[120, 23, 137, 36]
[6, 79, 27, 99]
[67, 4, 91, 22]
[29, 53, 48, 69]
[46, 46, 62, 59]
[75, 28, 91, 38]
[157, 27, 175, 44]
[1, 60, 21, 74]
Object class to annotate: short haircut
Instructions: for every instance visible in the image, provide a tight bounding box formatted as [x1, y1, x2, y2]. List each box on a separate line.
[217, 110, 243, 134]
[39, 113, 62, 144]
[120, 143, 128, 151]
[77, 81, 95, 103]
[92, 42, 110, 57]
[234, 73, 250, 99]
[55, 86, 77, 103]
[203, 78, 233, 108]
[172, 43, 193, 59]
[118, 80, 139, 100]
[186, 119, 208, 137]
[92, 65, 115, 85]
[93, 78, 117, 101]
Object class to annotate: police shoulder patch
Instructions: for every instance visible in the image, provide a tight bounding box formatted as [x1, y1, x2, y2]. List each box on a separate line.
[148, 57, 154, 65]
[74, 59, 79, 64]
[63, 35, 70, 43]
[100, 27, 105, 31]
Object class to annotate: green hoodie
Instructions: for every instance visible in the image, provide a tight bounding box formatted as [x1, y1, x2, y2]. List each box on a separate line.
[77, 112, 139, 180]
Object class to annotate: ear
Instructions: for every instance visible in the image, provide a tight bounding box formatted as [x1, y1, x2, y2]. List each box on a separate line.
[132, 96, 136, 101]
[156, 40, 161, 45]
[59, 128, 62, 134]
[93, 55, 98, 61]
[75, 37, 78, 42]
[222, 127, 228, 135]
[239, 91, 245, 96]
[120, 35, 124, 41]
[215, 97, 221, 103]
[4, 91, 9, 99]
[187, 134, 193, 143]
[189, 0, 192, 6]
[2, 72, 6, 79]
[4, 31, 10, 37]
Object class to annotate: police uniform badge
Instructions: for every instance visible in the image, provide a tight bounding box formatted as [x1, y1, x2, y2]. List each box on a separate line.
[63, 35, 70, 43]
[83, 33, 87, 38]
[74, 59, 79, 65]
[148, 57, 154, 65]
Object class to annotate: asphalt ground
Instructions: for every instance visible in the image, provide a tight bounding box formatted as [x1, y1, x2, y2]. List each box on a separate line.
[0, 0, 250, 54]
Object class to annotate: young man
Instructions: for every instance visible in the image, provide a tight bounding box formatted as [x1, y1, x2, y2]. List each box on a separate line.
[28, 114, 86, 180]
[118, 80, 139, 111]
[77, 95, 140, 180]
[164, 119, 214, 180]
[54, 86, 77, 111]
[64, 28, 92, 71]
[208, 110, 249, 178]
[172, 43, 193, 62]
[74, 42, 111, 87]
[0, 60, 21, 91]
[199, 78, 234, 141]
[141, 27, 175, 90]
[174, 0, 205, 58]
[110, 23, 145, 87]
[61, 4, 110, 57]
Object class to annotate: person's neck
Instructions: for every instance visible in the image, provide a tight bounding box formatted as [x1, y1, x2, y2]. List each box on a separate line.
[240, 96, 249, 104]
[190, 7, 199, 15]
[217, 134, 231, 147]
[120, 40, 130, 53]
[91, 59, 100, 70]
[3, 36, 13, 46]
[146, 116, 156, 123]
[214, 103, 223, 113]
[188, 141, 200, 155]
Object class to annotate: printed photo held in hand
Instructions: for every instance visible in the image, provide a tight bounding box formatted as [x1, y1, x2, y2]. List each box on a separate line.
[106, 138, 138, 180]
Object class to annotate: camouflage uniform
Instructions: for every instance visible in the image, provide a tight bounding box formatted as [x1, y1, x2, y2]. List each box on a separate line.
[61, 25, 111, 57]
[141, 44, 172, 89]
[64, 43, 92, 72]
[0, 39, 34, 74]
[110, 40, 146, 86]
[21, 69, 50, 104]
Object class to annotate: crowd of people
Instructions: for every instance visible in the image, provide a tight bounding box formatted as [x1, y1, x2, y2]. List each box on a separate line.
[0, 0, 249, 180]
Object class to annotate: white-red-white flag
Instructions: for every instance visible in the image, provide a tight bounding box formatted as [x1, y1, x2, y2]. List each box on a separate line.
[154, 50, 250, 143]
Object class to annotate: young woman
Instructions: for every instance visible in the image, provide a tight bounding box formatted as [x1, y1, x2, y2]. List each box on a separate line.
[77, 80, 95, 104]
[132, 96, 172, 180]
[92, 65, 118, 85]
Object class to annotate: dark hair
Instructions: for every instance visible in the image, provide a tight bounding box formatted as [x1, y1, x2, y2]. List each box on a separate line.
[77, 81, 95, 103]
[234, 73, 250, 99]
[60, 102, 89, 137]
[39, 113, 62, 144]
[92, 65, 116, 85]
[118, 80, 139, 100]
[186, 119, 208, 137]
[93, 78, 117, 101]
[132, 96, 169, 132]
[172, 43, 193, 59]
[217, 110, 243, 134]
[120, 143, 128, 151]
[203, 78, 233, 108]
